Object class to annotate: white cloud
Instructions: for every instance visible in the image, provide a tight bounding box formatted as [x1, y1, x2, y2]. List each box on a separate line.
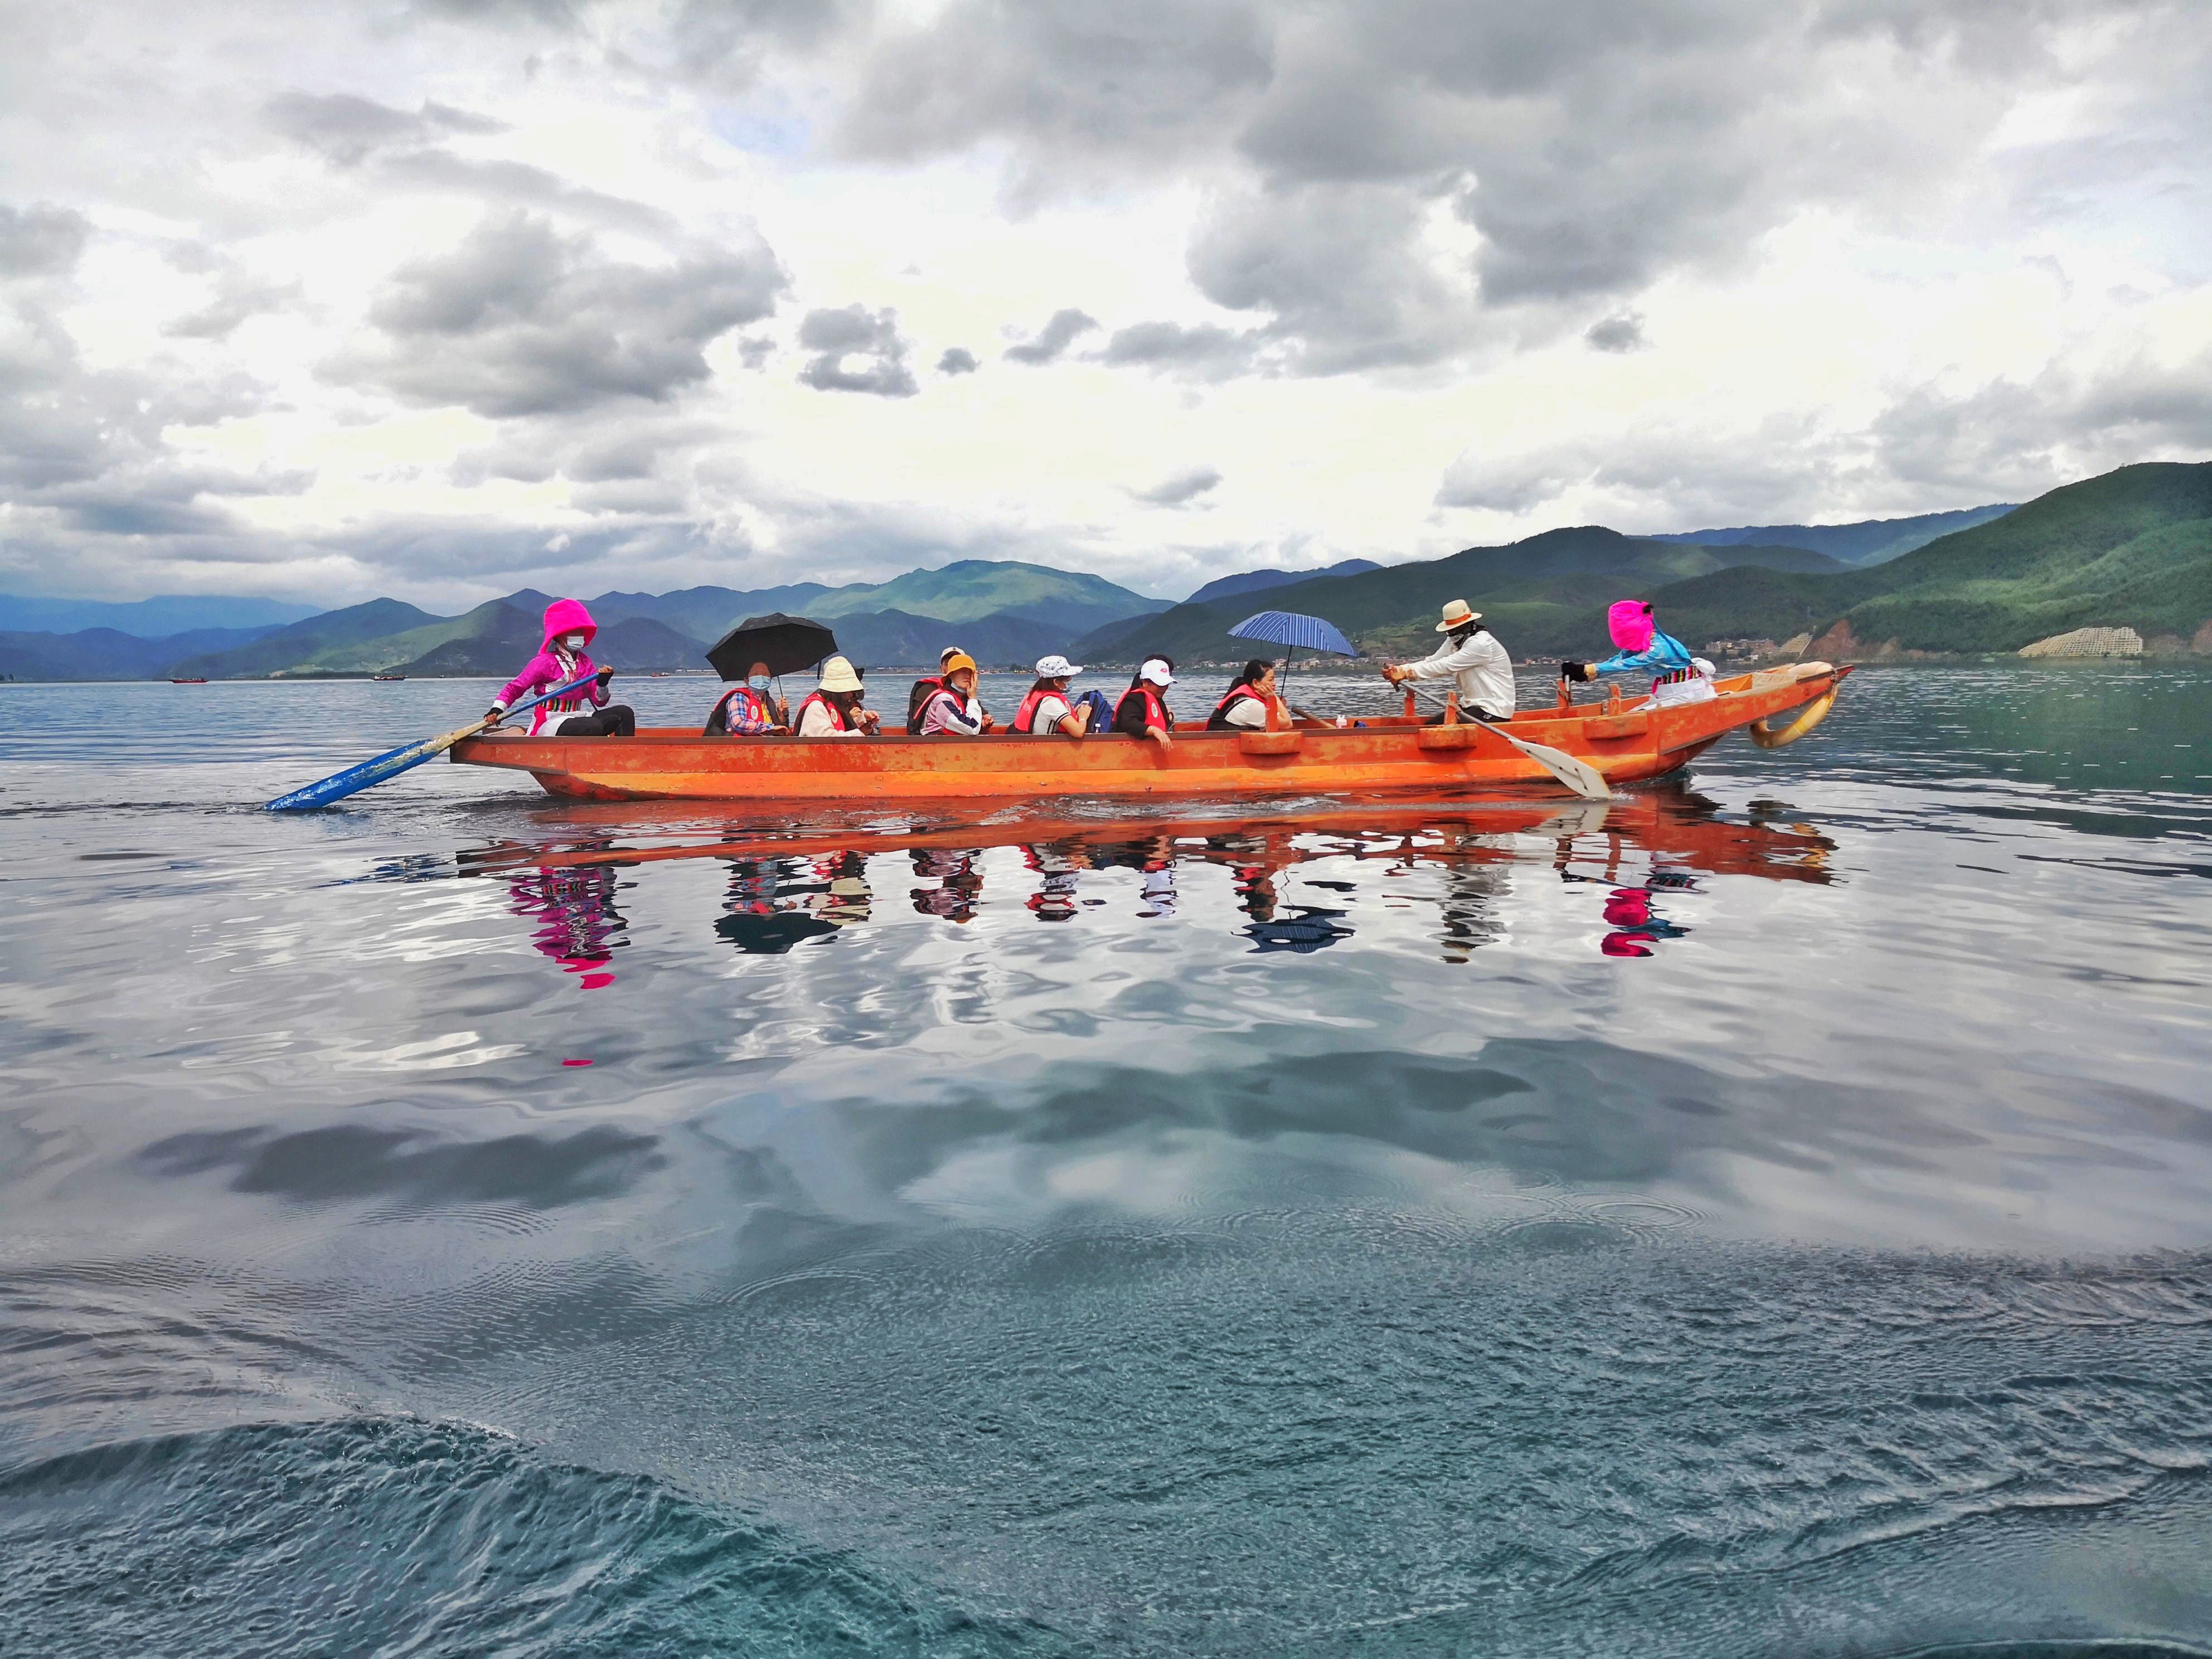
[0, 0, 2205, 607]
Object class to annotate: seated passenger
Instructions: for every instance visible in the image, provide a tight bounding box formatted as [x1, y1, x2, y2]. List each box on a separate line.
[1206, 659, 1291, 730]
[1113, 656, 1176, 750]
[906, 644, 990, 734]
[1010, 654, 1092, 736]
[704, 658, 789, 735]
[794, 657, 880, 737]
[1561, 601, 1717, 708]
[916, 653, 987, 735]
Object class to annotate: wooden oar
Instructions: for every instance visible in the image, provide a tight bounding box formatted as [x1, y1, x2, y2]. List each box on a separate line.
[264, 672, 600, 812]
[1395, 683, 1612, 801]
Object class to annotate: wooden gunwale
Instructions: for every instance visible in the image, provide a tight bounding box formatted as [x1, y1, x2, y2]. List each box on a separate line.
[449, 664, 1850, 803]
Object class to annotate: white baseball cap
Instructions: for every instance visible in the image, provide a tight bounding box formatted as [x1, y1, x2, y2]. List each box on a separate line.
[1138, 657, 1175, 687]
[1035, 653, 1081, 677]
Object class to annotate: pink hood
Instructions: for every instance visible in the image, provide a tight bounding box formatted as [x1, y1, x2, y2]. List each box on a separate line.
[1607, 600, 1654, 653]
[542, 598, 597, 649]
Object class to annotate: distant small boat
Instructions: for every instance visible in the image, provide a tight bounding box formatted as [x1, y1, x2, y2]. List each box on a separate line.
[372, 674, 406, 682]
[171, 677, 207, 685]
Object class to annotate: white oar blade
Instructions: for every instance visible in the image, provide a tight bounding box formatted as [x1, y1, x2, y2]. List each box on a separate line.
[1495, 731, 1612, 801]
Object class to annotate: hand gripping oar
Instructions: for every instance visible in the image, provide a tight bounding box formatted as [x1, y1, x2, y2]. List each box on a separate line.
[1396, 683, 1612, 801]
[263, 672, 600, 811]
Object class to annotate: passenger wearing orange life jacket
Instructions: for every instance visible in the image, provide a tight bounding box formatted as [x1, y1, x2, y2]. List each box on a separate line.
[916, 653, 988, 735]
[1113, 656, 1177, 750]
[794, 657, 879, 738]
[1206, 660, 1291, 731]
[906, 645, 989, 735]
[1010, 654, 1092, 737]
[704, 658, 789, 735]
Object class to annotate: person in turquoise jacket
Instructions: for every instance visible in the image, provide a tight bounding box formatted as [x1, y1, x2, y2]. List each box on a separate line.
[1560, 601, 1715, 706]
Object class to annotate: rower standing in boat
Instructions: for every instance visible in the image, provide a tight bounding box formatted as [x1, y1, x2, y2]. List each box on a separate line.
[486, 599, 633, 736]
[1560, 601, 1716, 708]
[1380, 600, 1515, 722]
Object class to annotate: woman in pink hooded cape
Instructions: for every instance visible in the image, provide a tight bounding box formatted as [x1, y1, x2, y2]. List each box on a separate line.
[487, 599, 636, 737]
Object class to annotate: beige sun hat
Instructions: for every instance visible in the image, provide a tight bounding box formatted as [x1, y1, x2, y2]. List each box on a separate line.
[1435, 599, 1482, 632]
[817, 656, 864, 692]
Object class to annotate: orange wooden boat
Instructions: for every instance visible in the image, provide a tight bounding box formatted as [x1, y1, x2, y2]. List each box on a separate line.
[448, 662, 1850, 803]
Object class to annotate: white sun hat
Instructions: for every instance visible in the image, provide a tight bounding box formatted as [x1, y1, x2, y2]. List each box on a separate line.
[1035, 653, 1081, 677]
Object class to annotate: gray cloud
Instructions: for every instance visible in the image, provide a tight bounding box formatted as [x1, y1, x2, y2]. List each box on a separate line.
[1003, 308, 1097, 365]
[1097, 320, 1267, 381]
[1435, 344, 2212, 527]
[795, 303, 918, 397]
[1131, 465, 1224, 507]
[1584, 313, 1647, 354]
[821, 0, 2200, 370]
[327, 211, 786, 416]
[375, 150, 679, 235]
[0, 203, 91, 278]
[265, 91, 506, 167]
[836, 1, 1272, 191]
[1187, 181, 1478, 374]
[937, 346, 979, 375]
[162, 268, 303, 341]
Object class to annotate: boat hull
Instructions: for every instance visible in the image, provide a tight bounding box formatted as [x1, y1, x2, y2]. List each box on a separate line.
[448, 664, 1850, 803]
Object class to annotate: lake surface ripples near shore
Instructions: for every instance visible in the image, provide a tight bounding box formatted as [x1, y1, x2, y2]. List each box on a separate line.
[2, 664, 2209, 1657]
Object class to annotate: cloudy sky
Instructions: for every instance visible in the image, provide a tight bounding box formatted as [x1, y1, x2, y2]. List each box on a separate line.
[2, 0, 2207, 610]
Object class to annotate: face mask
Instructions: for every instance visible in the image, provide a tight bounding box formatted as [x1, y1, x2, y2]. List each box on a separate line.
[560, 633, 586, 653]
[747, 675, 771, 692]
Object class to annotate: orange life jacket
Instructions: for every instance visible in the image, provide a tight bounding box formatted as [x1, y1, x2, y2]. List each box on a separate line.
[796, 691, 851, 733]
[1206, 684, 1267, 731]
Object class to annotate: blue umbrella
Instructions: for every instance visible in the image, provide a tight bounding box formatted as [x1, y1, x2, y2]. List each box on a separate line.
[1228, 610, 1358, 700]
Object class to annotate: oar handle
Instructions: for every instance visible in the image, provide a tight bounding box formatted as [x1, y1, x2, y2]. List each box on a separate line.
[486, 670, 603, 731]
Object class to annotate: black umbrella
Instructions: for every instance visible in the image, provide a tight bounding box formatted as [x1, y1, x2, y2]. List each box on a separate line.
[705, 613, 838, 680]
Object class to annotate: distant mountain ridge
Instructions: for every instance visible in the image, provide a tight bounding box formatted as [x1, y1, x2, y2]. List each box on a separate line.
[1079, 532, 1849, 664]
[1648, 504, 2017, 567]
[5, 560, 1171, 681]
[0, 593, 324, 636]
[1185, 558, 1382, 607]
[7, 485, 2203, 680]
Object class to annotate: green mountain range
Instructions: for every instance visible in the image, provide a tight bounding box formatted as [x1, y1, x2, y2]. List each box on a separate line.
[1647, 503, 2017, 567]
[1078, 463, 2212, 666]
[5, 470, 2204, 682]
[1077, 532, 1849, 664]
[145, 561, 1167, 680]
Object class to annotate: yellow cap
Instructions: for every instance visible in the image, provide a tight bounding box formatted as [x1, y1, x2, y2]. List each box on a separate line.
[940, 652, 978, 678]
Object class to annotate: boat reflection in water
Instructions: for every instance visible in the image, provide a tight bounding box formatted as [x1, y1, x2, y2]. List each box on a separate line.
[456, 783, 1835, 975]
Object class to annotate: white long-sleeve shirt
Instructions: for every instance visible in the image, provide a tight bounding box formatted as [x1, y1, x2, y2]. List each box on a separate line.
[1400, 628, 1515, 716]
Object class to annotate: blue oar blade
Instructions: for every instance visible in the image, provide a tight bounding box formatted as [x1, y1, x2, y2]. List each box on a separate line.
[261, 672, 594, 813]
[264, 736, 443, 812]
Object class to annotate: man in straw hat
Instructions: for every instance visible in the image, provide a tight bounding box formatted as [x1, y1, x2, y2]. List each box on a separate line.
[1381, 600, 1515, 722]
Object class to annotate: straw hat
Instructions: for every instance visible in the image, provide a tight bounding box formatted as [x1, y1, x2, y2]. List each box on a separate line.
[1435, 599, 1482, 632]
[817, 656, 863, 692]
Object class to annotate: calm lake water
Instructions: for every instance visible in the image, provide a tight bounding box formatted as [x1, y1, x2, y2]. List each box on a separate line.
[2, 664, 2209, 1657]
